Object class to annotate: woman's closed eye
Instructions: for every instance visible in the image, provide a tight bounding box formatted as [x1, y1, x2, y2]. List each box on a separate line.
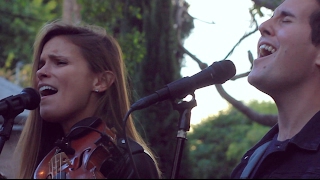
[56, 60, 68, 66]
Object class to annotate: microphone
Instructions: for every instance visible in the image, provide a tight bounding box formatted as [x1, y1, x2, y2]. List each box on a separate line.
[131, 60, 236, 111]
[0, 87, 40, 117]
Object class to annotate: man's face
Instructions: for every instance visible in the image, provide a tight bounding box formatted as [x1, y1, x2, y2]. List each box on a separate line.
[248, 0, 320, 98]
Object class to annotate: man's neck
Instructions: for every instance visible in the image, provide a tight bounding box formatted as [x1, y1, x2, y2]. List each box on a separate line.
[274, 89, 320, 141]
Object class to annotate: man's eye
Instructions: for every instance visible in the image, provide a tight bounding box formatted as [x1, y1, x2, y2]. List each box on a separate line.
[282, 17, 291, 23]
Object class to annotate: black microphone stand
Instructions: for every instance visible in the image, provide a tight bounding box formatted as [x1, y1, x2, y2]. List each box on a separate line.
[170, 93, 197, 179]
[0, 99, 24, 154]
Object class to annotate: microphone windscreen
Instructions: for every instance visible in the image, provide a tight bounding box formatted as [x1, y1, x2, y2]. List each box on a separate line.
[21, 88, 41, 110]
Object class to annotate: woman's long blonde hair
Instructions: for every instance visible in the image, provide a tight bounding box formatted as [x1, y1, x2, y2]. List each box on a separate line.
[13, 20, 162, 178]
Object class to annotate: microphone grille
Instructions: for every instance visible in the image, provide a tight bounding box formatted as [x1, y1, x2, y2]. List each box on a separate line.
[210, 60, 236, 84]
[21, 88, 41, 110]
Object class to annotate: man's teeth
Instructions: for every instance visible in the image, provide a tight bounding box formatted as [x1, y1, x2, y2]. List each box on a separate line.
[259, 44, 276, 54]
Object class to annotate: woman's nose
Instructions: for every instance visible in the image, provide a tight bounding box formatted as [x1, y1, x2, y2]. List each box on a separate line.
[36, 66, 49, 79]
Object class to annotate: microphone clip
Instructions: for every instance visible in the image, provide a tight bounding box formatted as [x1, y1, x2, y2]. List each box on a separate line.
[172, 92, 197, 131]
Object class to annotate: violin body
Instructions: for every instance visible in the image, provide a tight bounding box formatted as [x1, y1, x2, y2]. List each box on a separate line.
[34, 117, 122, 179]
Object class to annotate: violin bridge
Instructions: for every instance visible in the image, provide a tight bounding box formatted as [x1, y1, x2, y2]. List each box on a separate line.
[49, 152, 71, 173]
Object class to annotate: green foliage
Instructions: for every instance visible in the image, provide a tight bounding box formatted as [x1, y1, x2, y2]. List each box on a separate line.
[245, 99, 278, 114]
[79, 0, 146, 77]
[0, 0, 61, 86]
[132, 1, 188, 178]
[117, 29, 146, 76]
[187, 100, 275, 178]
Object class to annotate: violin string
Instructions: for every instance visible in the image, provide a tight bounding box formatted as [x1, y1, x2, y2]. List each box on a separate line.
[49, 156, 52, 178]
[55, 148, 59, 179]
[55, 150, 57, 178]
[59, 152, 62, 179]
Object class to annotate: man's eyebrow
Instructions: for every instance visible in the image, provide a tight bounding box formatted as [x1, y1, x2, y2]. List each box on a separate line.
[272, 10, 295, 18]
[280, 10, 295, 17]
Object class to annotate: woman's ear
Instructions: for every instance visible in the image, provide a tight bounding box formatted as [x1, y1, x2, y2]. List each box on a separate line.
[316, 54, 320, 67]
[93, 71, 115, 92]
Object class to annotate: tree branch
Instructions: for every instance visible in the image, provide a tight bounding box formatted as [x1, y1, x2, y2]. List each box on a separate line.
[251, 0, 281, 11]
[179, 3, 278, 126]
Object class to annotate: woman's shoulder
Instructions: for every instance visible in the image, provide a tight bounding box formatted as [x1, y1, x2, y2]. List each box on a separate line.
[103, 137, 159, 179]
[117, 137, 144, 154]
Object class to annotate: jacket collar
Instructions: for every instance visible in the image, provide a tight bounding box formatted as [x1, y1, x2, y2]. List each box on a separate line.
[250, 110, 320, 152]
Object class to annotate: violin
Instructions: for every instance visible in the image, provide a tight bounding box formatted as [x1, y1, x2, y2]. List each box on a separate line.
[33, 117, 124, 179]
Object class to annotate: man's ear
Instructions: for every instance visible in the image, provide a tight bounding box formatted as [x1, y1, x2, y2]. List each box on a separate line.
[93, 71, 115, 92]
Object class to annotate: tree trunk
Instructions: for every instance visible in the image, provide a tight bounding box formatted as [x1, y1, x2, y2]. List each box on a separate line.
[63, 0, 81, 24]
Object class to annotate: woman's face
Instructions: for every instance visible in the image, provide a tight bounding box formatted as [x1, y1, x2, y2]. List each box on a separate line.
[36, 35, 100, 133]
